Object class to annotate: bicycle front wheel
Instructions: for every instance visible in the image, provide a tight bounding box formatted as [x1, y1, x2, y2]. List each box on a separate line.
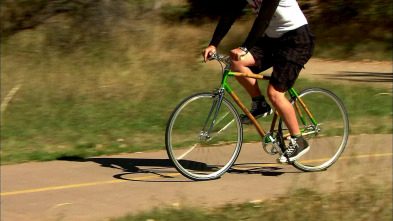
[165, 92, 243, 181]
[280, 88, 349, 172]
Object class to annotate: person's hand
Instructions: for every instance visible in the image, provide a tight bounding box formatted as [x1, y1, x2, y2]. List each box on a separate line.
[230, 48, 248, 61]
[202, 45, 217, 62]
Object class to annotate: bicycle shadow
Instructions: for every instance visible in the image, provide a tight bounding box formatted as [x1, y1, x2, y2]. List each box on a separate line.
[228, 163, 289, 176]
[58, 156, 190, 182]
[57, 156, 293, 182]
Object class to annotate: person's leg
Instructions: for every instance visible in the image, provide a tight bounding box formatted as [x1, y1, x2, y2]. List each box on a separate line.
[268, 61, 312, 162]
[230, 53, 262, 98]
[230, 53, 273, 124]
[268, 83, 310, 163]
[269, 25, 314, 163]
[267, 84, 300, 135]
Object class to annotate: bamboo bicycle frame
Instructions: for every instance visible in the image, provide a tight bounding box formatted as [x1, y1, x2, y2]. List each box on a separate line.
[220, 69, 318, 139]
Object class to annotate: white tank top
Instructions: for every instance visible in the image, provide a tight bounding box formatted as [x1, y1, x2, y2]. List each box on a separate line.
[246, 0, 308, 38]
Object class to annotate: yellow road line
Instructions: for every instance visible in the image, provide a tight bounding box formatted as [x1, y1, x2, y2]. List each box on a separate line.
[340, 152, 393, 159]
[231, 153, 393, 169]
[1, 153, 391, 196]
[1, 180, 125, 196]
[298, 152, 393, 164]
[299, 153, 393, 163]
[1, 173, 180, 196]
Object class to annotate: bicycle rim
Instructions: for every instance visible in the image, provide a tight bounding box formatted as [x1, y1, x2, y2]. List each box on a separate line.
[165, 93, 243, 181]
[280, 88, 349, 172]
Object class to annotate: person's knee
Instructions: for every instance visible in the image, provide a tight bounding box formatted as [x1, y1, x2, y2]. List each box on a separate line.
[267, 87, 277, 104]
[267, 84, 285, 105]
[230, 60, 247, 72]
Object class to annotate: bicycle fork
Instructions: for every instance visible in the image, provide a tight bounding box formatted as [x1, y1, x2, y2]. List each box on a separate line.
[198, 88, 226, 141]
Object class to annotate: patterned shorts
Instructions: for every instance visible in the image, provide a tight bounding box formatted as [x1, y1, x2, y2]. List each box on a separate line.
[249, 25, 315, 91]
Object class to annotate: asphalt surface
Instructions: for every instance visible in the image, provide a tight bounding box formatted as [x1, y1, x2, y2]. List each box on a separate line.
[1, 134, 392, 221]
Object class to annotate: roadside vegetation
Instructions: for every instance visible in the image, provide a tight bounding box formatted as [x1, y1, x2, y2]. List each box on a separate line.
[1, 0, 392, 164]
[112, 184, 392, 221]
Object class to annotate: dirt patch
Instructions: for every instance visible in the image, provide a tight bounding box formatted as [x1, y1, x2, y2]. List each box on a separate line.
[301, 58, 392, 89]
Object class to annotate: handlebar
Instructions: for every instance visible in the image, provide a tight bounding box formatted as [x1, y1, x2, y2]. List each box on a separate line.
[209, 52, 231, 65]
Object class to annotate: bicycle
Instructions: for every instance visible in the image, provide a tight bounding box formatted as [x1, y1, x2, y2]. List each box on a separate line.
[165, 52, 349, 181]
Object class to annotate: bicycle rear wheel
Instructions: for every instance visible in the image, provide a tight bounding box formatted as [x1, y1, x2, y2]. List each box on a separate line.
[165, 92, 243, 181]
[279, 88, 349, 172]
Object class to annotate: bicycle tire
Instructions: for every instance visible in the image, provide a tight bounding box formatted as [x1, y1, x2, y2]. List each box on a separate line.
[165, 92, 243, 181]
[279, 87, 349, 172]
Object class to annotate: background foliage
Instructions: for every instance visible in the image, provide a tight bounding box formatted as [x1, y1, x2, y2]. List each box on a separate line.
[2, 0, 392, 57]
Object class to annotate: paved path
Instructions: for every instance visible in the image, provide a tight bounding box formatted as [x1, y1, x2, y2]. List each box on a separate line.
[1, 134, 392, 221]
[301, 58, 392, 89]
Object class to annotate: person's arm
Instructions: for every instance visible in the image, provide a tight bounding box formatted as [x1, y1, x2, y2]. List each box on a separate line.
[209, 0, 248, 48]
[242, 0, 280, 49]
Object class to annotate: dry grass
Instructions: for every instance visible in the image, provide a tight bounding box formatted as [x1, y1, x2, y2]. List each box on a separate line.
[113, 183, 392, 221]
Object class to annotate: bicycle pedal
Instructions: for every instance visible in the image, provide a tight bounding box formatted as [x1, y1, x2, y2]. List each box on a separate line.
[276, 156, 291, 164]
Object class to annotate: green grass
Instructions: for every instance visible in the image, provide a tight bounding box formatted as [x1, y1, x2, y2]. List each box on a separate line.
[112, 184, 392, 221]
[1, 18, 392, 164]
[0, 23, 218, 164]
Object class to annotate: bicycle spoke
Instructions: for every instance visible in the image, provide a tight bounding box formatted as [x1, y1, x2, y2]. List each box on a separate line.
[165, 93, 243, 181]
[281, 88, 349, 172]
[217, 119, 235, 134]
[178, 142, 200, 160]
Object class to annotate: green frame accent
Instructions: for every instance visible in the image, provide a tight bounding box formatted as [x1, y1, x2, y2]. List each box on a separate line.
[288, 88, 318, 126]
[222, 70, 234, 93]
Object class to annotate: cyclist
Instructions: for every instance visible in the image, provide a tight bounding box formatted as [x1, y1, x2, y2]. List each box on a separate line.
[202, 0, 315, 163]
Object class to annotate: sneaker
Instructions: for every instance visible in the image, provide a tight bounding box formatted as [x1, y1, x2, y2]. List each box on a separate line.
[240, 96, 273, 124]
[277, 135, 310, 164]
